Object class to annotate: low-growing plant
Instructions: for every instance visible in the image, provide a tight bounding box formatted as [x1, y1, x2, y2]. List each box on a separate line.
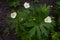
[5, 3, 55, 40]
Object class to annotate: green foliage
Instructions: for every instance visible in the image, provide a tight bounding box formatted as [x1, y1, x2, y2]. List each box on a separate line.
[51, 1, 60, 40]
[55, 1, 60, 27]
[9, 0, 21, 7]
[6, 4, 55, 40]
[2, 0, 60, 40]
[52, 32, 60, 40]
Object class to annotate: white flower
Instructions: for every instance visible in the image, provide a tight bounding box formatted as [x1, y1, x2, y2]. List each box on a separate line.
[24, 2, 30, 8]
[44, 16, 52, 23]
[11, 12, 17, 18]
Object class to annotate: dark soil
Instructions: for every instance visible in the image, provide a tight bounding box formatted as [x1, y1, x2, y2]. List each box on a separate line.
[0, 0, 59, 40]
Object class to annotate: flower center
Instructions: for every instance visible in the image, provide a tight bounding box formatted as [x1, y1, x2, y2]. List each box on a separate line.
[12, 14, 15, 16]
[46, 18, 48, 21]
[26, 4, 28, 6]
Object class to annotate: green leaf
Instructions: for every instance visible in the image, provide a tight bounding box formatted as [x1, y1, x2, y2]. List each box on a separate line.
[28, 27, 36, 37]
[39, 24, 48, 36]
[52, 32, 60, 40]
[36, 26, 42, 40]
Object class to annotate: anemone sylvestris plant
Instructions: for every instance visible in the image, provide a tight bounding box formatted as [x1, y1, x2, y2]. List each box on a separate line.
[5, 0, 56, 40]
